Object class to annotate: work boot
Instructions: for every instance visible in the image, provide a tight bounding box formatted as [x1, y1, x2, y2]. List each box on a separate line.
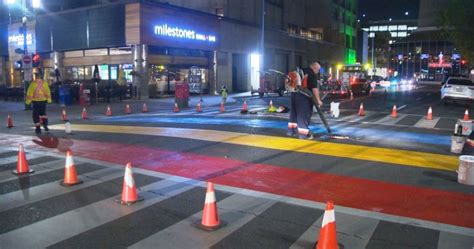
[299, 133, 314, 140]
[42, 119, 49, 132]
[286, 128, 296, 137]
[35, 126, 41, 134]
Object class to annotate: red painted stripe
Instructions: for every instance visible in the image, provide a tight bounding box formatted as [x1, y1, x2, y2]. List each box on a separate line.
[2, 135, 474, 228]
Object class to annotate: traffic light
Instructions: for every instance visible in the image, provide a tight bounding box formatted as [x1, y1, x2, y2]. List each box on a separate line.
[461, 60, 467, 65]
[32, 53, 41, 68]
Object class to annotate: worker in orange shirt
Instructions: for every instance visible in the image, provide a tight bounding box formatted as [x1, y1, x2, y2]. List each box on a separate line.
[25, 72, 52, 134]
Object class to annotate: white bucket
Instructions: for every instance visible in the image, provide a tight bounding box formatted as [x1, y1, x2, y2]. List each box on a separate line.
[330, 102, 340, 118]
[458, 155, 474, 185]
[451, 135, 466, 154]
[65, 122, 72, 134]
[459, 120, 472, 136]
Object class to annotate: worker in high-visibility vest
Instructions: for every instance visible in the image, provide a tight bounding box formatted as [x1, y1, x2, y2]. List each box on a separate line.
[286, 62, 323, 139]
[25, 73, 52, 134]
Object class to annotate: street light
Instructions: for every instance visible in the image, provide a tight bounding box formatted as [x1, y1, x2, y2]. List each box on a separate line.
[405, 11, 409, 16]
[32, 0, 40, 9]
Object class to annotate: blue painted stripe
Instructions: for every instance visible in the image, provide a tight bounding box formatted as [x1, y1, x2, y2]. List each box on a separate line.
[105, 116, 451, 146]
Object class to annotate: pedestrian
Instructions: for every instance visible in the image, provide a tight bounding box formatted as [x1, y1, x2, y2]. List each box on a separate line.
[221, 85, 228, 103]
[287, 62, 323, 139]
[25, 72, 52, 134]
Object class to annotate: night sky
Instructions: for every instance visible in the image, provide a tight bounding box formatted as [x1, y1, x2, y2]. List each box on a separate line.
[358, 0, 420, 21]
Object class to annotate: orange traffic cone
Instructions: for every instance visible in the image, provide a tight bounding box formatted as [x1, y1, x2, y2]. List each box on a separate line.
[61, 109, 68, 121]
[358, 103, 365, 116]
[60, 150, 83, 186]
[220, 102, 225, 113]
[196, 102, 203, 113]
[196, 182, 222, 231]
[7, 115, 13, 128]
[315, 201, 339, 249]
[125, 104, 131, 114]
[106, 105, 112, 116]
[464, 109, 470, 121]
[174, 103, 180, 113]
[142, 103, 148, 113]
[81, 108, 88, 120]
[242, 101, 248, 111]
[12, 144, 34, 175]
[426, 106, 433, 120]
[391, 105, 398, 118]
[117, 162, 143, 205]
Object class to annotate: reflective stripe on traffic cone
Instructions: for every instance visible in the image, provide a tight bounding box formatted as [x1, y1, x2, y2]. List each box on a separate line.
[174, 103, 180, 113]
[7, 115, 13, 128]
[12, 144, 34, 175]
[315, 201, 339, 249]
[196, 102, 203, 113]
[391, 105, 398, 118]
[125, 104, 131, 114]
[219, 102, 225, 113]
[106, 106, 112, 116]
[60, 150, 83, 186]
[426, 106, 433, 120]
[350, 91, 353, 100]
[358, 103, 365, 116]
[61, 109, 68, 121]
[117, 162, 143, 205]
[195, 182, 222, 231]
[464, 109, 470, 121]
[269, 100, 274, 109]
[142, 103, 148, 113]
[81, 108, 88, 120]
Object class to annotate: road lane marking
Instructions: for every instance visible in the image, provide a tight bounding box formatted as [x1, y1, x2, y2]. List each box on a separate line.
[49, 124, 458, 171]
[397, 105, 407, 111]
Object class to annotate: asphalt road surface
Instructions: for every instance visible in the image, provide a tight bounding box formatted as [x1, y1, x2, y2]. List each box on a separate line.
[0, 83, 473, 249]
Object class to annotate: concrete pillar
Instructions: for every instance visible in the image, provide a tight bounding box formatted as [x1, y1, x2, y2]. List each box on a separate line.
[216, 52, 233, 93]
[289, 51, 295, 71]
[52, 51, 64, 83]
[209, 51, 218, 95]
[133, 44, 148, 99]
[0, 57, 5, 86]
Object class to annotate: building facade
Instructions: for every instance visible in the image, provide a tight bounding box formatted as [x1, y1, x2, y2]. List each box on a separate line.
[1, 0, 356, 96]
[389, 0, 468, 81]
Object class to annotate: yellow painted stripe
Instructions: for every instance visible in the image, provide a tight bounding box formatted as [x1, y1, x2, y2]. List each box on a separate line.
[49, 124, 459, 171]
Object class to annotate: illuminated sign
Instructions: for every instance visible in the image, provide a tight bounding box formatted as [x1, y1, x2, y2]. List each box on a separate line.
[8, 33, 33, 46]
[154, 24, 216, 43]
[429, 62, 452, 68]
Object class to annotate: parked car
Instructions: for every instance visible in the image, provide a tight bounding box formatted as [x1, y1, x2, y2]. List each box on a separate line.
[441, 77, 474, 105]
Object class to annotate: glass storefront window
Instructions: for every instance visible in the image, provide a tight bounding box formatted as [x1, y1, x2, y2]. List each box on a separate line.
[148, 64, 208, 94]
[99, 65, 109, 80]
[110, 65, 118, 80]
[123, 64, 133, 83]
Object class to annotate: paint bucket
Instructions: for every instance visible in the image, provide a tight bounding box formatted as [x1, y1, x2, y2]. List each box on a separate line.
[451, 135, 466, 154]
[458, 120, 472, 136]
[458, 155, 474, 185]
[330, 102, 340, 118]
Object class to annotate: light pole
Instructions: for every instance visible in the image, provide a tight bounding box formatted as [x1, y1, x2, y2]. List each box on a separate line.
[260, 0, 265, 72]
[5, 0, 40, 109]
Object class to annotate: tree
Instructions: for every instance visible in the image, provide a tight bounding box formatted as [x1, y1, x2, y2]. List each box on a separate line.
[440, 0, 474, 62]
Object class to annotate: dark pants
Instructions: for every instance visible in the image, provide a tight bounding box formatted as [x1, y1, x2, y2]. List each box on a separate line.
[32, 101, 48, 128]
[288, 92, 313, 138]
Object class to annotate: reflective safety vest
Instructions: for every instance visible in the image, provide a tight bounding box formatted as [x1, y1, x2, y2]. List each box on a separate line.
[25, 81, 52, 105]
